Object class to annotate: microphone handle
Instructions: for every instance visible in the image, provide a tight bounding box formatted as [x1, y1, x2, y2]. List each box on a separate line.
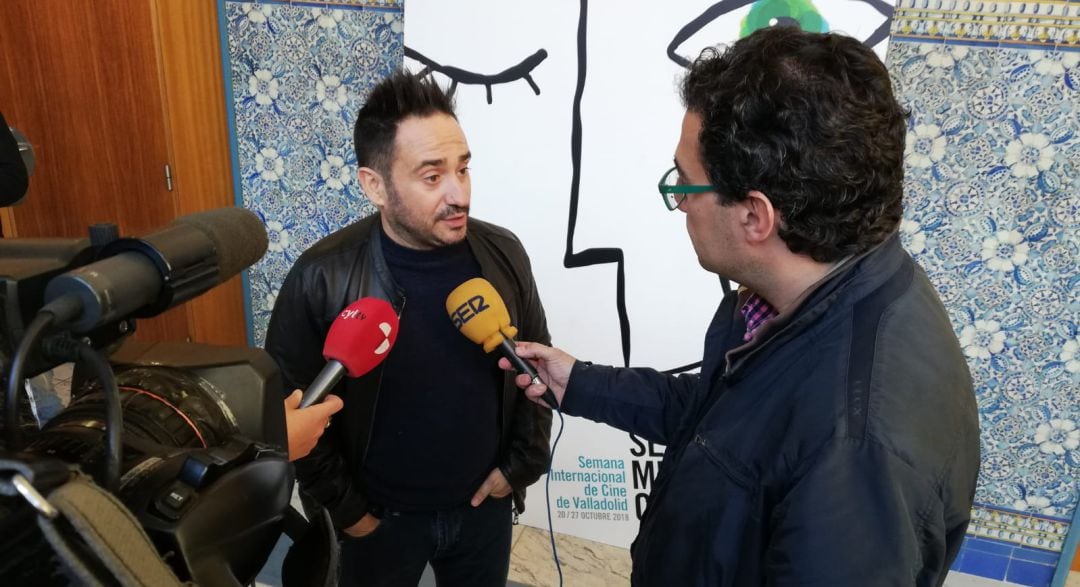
[498, 338, 559, 410]
[300, 360, 347, 408]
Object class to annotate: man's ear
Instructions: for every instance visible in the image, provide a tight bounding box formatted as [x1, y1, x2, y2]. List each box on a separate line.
[741, 190, 778, 243]
[358, 167, 387, 207]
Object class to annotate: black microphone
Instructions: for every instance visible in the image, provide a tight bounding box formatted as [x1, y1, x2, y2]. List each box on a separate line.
[44, 207, 268, 332]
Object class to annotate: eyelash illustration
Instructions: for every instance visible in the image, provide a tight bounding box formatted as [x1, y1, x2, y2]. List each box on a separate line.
[666, 0, 895, 68]
[405, 46, 549, 104]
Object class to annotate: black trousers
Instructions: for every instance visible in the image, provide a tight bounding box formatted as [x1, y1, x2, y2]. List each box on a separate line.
[339, 496, 513, 587]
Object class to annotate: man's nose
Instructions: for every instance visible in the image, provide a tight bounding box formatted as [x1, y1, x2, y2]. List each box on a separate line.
[444, 175, 469, 207]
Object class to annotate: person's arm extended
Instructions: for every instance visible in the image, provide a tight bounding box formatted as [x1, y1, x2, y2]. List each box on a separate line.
[506, 343, 700, 446]
[283, 390, 343, 461]
[265, 263, 369, 529]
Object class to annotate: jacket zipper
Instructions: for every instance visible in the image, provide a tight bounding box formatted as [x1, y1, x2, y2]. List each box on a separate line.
[360, 295, 405, 465]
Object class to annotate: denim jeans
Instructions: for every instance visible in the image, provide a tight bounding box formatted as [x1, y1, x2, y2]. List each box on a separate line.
[339, 495, 513, 587]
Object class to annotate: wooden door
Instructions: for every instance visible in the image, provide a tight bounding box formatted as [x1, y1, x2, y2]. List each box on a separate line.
[0, 0, 189, 342]
[151, 0, 248, 347]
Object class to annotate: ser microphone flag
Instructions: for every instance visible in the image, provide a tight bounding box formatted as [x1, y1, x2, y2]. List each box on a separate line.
[300, 297, 399, 408]
[446, 278, 559, 410]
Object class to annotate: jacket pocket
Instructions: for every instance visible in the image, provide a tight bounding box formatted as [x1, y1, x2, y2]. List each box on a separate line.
[692, 433, 757, 491]
[637, 439, 764, 586]
[341, 512, 392, 543]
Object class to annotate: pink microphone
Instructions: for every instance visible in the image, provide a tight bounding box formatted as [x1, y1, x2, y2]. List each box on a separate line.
[299, 297, 399, 408]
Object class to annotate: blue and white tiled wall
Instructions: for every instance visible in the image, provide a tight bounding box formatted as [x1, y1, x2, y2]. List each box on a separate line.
[217, 1, 1079, 582]
[889, 1, 1079, 584]
[220, 0, 404, 345]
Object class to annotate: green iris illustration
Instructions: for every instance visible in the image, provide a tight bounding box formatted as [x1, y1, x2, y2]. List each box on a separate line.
[740, 0, 828, 38]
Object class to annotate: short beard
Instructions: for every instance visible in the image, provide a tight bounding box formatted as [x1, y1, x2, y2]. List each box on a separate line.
[383, 178, 469, 249]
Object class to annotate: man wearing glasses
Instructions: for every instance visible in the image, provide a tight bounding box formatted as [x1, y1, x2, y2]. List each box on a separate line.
[503, 26, 979, 585]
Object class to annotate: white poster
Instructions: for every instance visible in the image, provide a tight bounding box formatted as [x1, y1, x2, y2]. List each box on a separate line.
[404, 0, 894, 548]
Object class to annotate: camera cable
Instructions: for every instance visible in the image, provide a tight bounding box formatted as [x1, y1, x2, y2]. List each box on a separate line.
[62, 342, 122, 492]
[4, 295, 83, 450]
[5, 311, 56, 451]
[6, 299, 123, 491]
[544, 402, 565, 587]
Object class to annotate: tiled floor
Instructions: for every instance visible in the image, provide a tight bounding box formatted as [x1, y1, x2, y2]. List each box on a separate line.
[509, 531, 1080, 587]
[254, 505, 633, 586]
[507, 525, 630, 586]
[261, 520, 1080, 587]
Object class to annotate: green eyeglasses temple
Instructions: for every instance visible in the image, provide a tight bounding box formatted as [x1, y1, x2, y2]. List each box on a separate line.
[657, 166, 714, 194]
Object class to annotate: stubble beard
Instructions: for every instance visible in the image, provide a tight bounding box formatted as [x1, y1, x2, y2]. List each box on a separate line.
[383, 180, 469, 249]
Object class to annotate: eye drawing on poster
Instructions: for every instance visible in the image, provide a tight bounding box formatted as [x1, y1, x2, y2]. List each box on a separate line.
[667, 0, 895, 67]
[403, 0, 894, 376]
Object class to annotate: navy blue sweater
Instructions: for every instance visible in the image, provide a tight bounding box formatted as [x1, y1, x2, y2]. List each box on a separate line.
[362, 230, 501, 511]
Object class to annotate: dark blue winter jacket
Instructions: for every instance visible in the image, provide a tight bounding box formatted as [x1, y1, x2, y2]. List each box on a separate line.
[563, 235, 980, 586]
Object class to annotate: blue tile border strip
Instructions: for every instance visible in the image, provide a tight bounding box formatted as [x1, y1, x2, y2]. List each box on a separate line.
[965, 536, 1018, 557]
[969, 503, 1070, 553]
[954, 536, 1061, 586]
[1009, 559, 1058, 586]
[222, 0, 402, 12]
[956, 547, 1011, 580]
[892, 0, 1080, 50]
[892, 34, 1080, 51]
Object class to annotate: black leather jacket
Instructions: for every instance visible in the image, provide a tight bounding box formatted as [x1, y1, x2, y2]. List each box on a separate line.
[265, 213, 553, 528]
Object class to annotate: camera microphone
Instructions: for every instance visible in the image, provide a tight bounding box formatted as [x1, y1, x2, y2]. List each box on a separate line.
[43, 207, 268, 332]
[299, 297, 399, 408]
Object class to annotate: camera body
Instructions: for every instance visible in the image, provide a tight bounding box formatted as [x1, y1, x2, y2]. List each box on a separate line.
[0, 228, 306, 586]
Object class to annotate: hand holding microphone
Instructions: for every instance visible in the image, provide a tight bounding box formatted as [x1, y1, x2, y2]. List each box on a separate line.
[497, 342, 576, 409]
[446, 278, 561, 410]
[283, 390, 343, 461]
[299, 297, 399, 409]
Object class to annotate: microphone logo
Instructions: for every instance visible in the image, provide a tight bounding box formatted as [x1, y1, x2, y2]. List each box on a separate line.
[450, 294, 491, 330]
[375, 322, 393, 355]
[340, 308, 367, 320]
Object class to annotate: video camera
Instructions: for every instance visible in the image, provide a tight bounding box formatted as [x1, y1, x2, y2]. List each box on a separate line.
[0, 209, 336, 586]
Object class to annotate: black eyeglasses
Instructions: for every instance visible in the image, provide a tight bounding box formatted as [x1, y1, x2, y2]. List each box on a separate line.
[657, 166, 715, 211]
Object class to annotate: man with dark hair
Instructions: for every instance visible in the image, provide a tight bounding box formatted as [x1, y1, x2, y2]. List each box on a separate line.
[266, 70, 552, 585]
[506, 27, 979, 585]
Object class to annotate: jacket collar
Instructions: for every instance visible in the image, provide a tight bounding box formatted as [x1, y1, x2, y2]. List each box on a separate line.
[721, 233, 907, 378]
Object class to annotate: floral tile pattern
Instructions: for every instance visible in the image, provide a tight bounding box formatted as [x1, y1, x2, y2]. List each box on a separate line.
[888, 3, 1079, 583]
[222, 1, 403, 344]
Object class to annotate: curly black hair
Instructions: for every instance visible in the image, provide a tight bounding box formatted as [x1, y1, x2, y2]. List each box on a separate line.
[353, 69, 456, 177]
[680, 26, 907, 262]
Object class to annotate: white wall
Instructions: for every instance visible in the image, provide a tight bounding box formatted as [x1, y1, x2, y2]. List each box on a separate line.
[406, 0, 892, 547]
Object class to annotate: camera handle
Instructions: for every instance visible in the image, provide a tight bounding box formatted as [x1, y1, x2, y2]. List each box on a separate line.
[39, 473, 190, 586]
[0, 453, 69, 517]
[0, 453, 187, 585]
